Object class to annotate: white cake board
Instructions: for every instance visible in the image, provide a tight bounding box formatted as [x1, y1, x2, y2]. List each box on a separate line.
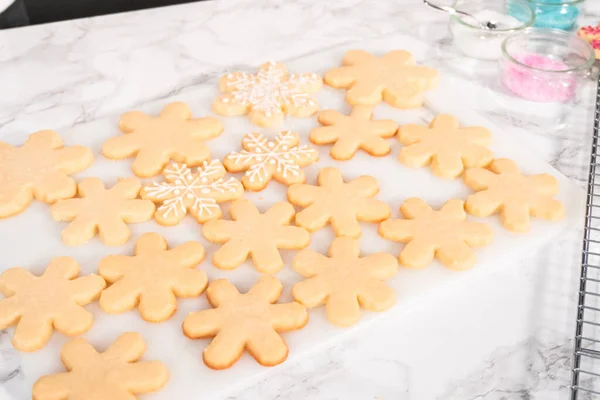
[0, 33, 585, 400]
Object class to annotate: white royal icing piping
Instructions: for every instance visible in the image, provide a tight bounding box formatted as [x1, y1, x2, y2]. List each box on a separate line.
[226, 131, 316, 184]
[223, 63, 319, 117]
[144, 160, 239, 219]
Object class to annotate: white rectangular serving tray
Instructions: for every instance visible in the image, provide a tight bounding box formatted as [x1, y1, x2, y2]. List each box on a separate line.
[1, 33, 585, 400]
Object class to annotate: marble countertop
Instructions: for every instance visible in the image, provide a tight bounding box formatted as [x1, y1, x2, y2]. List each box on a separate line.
[1, 0, 600, 399]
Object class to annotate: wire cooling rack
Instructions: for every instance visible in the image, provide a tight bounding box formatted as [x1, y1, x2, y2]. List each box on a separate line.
[572, 75, 600, 399]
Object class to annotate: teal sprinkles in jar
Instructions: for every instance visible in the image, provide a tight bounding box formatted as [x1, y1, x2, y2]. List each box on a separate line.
[510, 0, 583, 30]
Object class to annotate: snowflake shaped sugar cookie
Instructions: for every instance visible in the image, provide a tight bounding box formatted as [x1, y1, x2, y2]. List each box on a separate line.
[0, 130, 93, 218]
[324, 50, 438, 108]
[213, 61, 322, 127]
[379, 198, 493, 270]
[224, 131, 318, 191]
[99, 233, 207, 322]
[202, 199, 310, 273]
[141, 160, 244, 225]
[310, 106, 398, 160]
[464, 158, 565, 232]
[292, 237, 398, 327]
[33, 333, 169, 400]
[398, 114, 494, 179]
[102, 102, 223, 177]
[183, 275, 308, 369]
[51, 178, 155, 246]
[287, 167, 390, 238]
[0, 257, 105, 352]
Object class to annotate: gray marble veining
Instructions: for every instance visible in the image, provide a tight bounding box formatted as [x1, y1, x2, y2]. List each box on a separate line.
[0, 0, 599, 399]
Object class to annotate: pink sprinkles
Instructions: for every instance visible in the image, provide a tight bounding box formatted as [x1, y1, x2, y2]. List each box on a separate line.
[502, 53, 576, 103]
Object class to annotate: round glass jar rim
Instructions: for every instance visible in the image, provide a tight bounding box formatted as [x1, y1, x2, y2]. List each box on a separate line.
[450, 0, 535, 32]
[527, 0, 584, 6]
[501, 28, 595, 73]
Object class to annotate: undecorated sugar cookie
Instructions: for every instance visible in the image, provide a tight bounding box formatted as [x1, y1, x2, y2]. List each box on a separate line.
[310, 106, 398, 160]
[223, 131, 318, 191]
[102, 102, 223, 177]
[398, 114, 494, 179]
[141, 160, 244, 226]
[292, 237, 398, 327]
[32, 332, 169, 400]
[379, 198, 493, 270]
[183, 275, 308, 369]
[464, 158, 565, 232]
[202, 199, 310, 273]
[324, 50, 438, 108]
[51, 178, 156, 246]
[0, 130, 93, 218]
[98, 232, 207, 322]
[287, 167, 390, 238]
[0, 257, 105, 352]
[213, 61, 322, 127]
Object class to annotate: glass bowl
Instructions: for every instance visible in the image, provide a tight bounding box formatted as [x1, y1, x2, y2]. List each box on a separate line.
[500, 28, 594, 103]
[449, 0, 535, 61]
[526, 0, 584, 31]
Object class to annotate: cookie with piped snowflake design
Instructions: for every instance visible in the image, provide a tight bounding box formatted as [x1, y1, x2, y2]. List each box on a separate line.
[223, 131, 319, 191]
[140, 160, 244, 226]
[213, 61, 322, 128]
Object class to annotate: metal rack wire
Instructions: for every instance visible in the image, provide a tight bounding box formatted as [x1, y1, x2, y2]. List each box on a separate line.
[572, 75, 600, 399]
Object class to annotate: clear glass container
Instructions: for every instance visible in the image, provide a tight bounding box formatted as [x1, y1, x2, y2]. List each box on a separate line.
[524, 0, 584, 31]
[500, 28, 594, 103]
[449, 0, 535, 61]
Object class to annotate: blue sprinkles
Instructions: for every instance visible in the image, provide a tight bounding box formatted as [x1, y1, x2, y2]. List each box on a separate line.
[510, 0, 580, 30]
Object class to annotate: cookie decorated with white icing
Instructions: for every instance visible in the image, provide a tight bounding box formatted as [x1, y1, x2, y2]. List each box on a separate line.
[213, 61, 322, 127]
[223, 131, 318, 191]
[141, 160, 244, 226]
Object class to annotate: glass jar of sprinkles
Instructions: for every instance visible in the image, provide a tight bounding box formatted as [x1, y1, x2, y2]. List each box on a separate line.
[511, 0, 584, 31]
[500, 28, 594, 103]
[449, 0, 535, 61]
